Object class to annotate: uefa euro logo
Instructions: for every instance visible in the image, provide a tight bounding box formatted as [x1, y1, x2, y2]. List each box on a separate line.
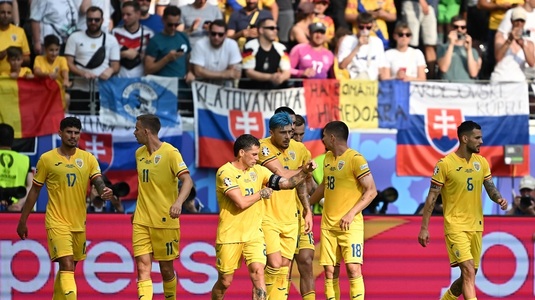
[425, 108, 463, 155]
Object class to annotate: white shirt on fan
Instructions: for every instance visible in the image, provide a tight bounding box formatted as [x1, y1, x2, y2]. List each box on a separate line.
[337, 35, 387, 80]
[385, 47, 426, 78]
[112, 25, 155, 78]
[190, 36, 242, 86]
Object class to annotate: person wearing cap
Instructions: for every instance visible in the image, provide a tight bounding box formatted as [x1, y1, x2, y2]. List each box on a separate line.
[492, 6, 535, 81]
[312, 0, 335, 46]
[337, 12, 388, 80]
[289, 21, 334, 79]
[345, 0, 397, 49]
[288, 2, 316, 48]
[385, 21, 426, 81]
[507, 175, 535, 215]
[437, 15, 482, 81]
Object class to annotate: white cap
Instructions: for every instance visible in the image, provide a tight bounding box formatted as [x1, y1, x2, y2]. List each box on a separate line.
[511, 6, 527, 21]
[519, 175, 535, 190]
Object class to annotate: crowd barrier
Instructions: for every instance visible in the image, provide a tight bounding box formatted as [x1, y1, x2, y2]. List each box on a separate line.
[1, 214, 533, 299]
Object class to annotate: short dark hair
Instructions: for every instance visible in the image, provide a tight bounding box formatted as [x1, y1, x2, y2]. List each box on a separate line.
[209, 19, 227, 32]
[44, 35, 60, 48]
[258, 18, 274, 28]
[122, 0, 141, 11]
[274, 106, 296, 116]
[450, 15, 465, 25]
[323, 121, 349, 141]
[86, 6, 104, 18]
[234, 134, 260, 157]
[294, 114, 306, 127]
[60, 117, 82, 131]
[356, 12, 374, 25]
[137, 114, 161, 134]
[394, 21, 410, 33]
[6, 46, 22, 59]
[457, 120, 481, 140]
[0, 123, 15, 147]
[163, 5, 181, 18]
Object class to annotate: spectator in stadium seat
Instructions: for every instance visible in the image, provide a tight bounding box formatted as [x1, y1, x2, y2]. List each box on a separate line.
[136, 0, 164, 33]
[289, 21, 334, 79]
[337, 12, 388, 80]
[385, 22, 426, 81]
[241, 18, 291, 89]
[2, 0, 19, 26]
[288, 1, 316, 48]
[492, 7, 535, 82]
[29, 0, 88, 55]
[226, 0, 273, 50]
[112, 1, 154, 78]
[507, 175, 535, 216]
[87, 175, 125, 213]
[313, 0, 335, 46]
[65, 6, 120, 112]
[144, 5, 193, 81]
[0, 1, 30, 75]
[437, 16, 482, 81]
[190, 19, 242, 86]
[176, 0, 223, 48]
[401, 0, 438, 78]
[76, 0, 114, 34]
[2, 46, 33, 78]
[345, 0, 397, 49]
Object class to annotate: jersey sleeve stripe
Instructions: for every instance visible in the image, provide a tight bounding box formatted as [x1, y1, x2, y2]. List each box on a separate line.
[89, 173, 102, 180]
[484, 174, 492, 181]
[356, 169, 370, 180]
[431, 178, 444, 186]
[32, 179, 44, 186]
[223, 185, 240, 194]
[260, 156, 277, 166]
[176, 169, 190, 177]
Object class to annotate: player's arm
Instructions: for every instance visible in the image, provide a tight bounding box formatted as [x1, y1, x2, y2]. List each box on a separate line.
[274, 160, 317, 190]
[296, 181, 313, 233]
[16, 183, 43, 240]
[263, 158, 301, 178]
[309, 182, 325, 205]
[418, 183, 442, 247]
[226, 186, 273, 210]
[91, 176, 113, 200]
[483, 178, 508, 210]
[306, 174, 318, 195]
[339, 173, 378, 231]
[169, 172, 194, 218]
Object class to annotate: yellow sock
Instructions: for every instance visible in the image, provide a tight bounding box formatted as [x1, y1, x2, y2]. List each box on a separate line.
[441, 289, 459, 300]
[265, 266, 280, 297]
[325, 278, 335, 300]
[52, 272, 66, 300]
[137, 279, 153, 300]
[302, 291, 316, 300]
[277, 266, 289, 300]
[333, 278, 340, 300]
[163, 276, 177, 300]
[349, 276, 365, 299]
[59, 271, 76, 300]
[467, 298, 478, 300]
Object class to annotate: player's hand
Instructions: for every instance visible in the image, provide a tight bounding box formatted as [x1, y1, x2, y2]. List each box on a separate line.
[496, 198, 508, 211]
[303, 160, 317, 174]
[418, 228, 430, 247]
[17, 221, 28, 240]
[259, 187, 273, 199]
[100, 187, 114, 200]
[169, 202, 182, 219]
[303, 209, 313, 234]
[339, 211, 356, 231]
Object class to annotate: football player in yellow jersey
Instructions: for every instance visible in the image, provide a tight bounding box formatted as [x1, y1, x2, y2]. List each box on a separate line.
[257, 112, 313, 300]
[17, 117, 113, 300]
[132, 114, 193, 300]
[418, 121, 508, 300]
[211, 133, 316, 300]
[288, 114, 318, 300]
[310, 121, 378, 300]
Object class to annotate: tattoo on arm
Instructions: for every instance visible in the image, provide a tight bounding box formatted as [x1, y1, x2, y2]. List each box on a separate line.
[253, 287, 267, 300]
[92, 177, 107, 195]
[297, 182, 310, 208]
[424, 183, 441, 216]
[483, 179, 502, 202]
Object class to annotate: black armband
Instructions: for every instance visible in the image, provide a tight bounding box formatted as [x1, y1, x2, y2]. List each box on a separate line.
[267, 174, 282, 191]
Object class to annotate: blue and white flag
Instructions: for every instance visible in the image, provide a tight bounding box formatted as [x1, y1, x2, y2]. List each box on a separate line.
[99, 75, 179, 127]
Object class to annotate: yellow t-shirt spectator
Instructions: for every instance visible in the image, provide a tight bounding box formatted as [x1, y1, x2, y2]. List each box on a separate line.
[0, 24, 30, 74]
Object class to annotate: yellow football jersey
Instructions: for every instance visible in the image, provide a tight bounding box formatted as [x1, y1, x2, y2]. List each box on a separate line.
[216, 162, 272, 244]
[322, 149, 370, 231]
[34, 55, 69, 83]
[0, 24, 30, 74]
[258, 138, 309, 224]
[33, 148, 101, 231]
[133, 142, 189, 229]
[431, 153, 491, 233]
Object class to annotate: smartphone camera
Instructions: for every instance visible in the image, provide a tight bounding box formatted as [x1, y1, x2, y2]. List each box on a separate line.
[457, 33, 466, 40]
[523, 30, 531, 37]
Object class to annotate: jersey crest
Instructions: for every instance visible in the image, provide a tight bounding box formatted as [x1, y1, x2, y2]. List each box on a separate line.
[338, 160, 345, 170]
[228, 110, 265, 140]
[249, 171, 257, 182]
[425, 108, 463, 155]
[154, 155, 162, 165]
[75, 158, 83, 168]
[473, 161, 481, 171]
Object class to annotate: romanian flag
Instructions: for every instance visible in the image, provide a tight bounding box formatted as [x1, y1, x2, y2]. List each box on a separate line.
[0, 78, 64, 138]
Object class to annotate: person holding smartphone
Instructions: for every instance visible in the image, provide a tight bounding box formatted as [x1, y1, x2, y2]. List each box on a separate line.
[437, 15, 482, 81]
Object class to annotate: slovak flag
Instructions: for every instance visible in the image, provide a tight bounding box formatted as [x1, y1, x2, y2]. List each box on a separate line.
[396, 81, 530, 177]
[55, 115, 182, 200]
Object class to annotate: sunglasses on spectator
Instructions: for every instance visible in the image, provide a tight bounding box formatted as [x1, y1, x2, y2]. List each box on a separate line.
[263, 26, 279, 31]
[396, 32, 412, 37]
[167, 22, 180, 27]
[453, 25, 466, 30]
[87, 18, 102, 23]
[358, 25, 373, 30]
[210, 31, 225, 37]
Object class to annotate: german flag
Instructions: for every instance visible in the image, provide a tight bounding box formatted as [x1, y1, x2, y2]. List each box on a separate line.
[0, 77, 64, 138]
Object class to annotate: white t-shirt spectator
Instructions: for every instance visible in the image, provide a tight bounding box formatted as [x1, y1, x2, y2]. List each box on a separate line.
[337, 35, 386, 80]
[190, 36, 242, 85]
[112, 25, 154, 78]
[385, 47, 426, 79]
[75, 0, 114, 33]
[498, 8, 535, 43]
[30, 0, 79, 45]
